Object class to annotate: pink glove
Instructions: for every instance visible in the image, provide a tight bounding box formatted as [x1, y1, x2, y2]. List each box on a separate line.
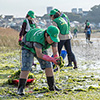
[19, 37, 22, 41]
[42, 55, 57, 65]
[54, 54, 59, 58]
[54, 54, 61, 65]
[18, 37, 22, 45]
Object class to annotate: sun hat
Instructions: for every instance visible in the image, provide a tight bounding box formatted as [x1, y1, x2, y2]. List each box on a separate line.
[28, 10, 36, 18]
[47, 25, 60, 42]
[49, 10, 57, 15]
[54, 8, 60, 12]
[87, 22, 90, 26]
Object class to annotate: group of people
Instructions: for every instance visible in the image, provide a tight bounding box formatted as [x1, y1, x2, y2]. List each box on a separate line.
[17, 9, 78, 95]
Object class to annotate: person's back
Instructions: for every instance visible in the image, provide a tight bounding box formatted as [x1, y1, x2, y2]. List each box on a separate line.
[49, 9, 78, 69]
[53, 17, 69, 35]
[22, 28, 51, 54]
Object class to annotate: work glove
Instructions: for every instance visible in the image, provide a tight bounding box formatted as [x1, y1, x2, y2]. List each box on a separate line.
[18, 37, 22, 46]
[42, 55, 58, 65]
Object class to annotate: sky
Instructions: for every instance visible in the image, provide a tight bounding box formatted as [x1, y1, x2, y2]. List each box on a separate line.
[0, 0, 100, 17]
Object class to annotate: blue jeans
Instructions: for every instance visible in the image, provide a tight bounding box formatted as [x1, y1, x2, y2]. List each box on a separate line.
[21, 49, 52, 71]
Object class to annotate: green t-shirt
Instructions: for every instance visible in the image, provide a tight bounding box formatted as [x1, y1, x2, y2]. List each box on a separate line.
[53, 17, 69, 35]
[73, 28, 78, 33]
[23, 28, 51, 54]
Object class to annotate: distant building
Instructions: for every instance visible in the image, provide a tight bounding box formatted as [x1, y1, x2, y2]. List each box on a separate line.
[4, 15, 14, 21]
[47, 7, 53, 14]
[78, 8, 83, 14]
[13, 18, 24, 24]
[71, 8, 77, 14]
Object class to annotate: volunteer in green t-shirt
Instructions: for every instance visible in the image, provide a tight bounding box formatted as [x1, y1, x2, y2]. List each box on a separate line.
[19, 10, 37, 43]
[17, 25, 62, 95]
[54, 8, 71, 31]
[19, 10, 38, 66]
[49, 9, 78, 69]
[73, 27, 78, 38]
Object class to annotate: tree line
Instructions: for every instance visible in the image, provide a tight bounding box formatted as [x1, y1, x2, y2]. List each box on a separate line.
[66, 4, 100, 24]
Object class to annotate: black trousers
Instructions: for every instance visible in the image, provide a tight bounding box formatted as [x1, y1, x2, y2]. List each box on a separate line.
[58, 39, 76, 64]
[86, 34, 91, 40]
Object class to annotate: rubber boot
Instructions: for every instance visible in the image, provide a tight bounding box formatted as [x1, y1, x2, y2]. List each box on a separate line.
[47, 76, 61, 91]
[73, 61, 78, 69]
[17, 78, 27, 95]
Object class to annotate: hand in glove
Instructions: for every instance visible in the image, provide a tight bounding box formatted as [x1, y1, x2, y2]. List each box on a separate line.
[18, 37, 22, 46]
[42, 55, 58, 65]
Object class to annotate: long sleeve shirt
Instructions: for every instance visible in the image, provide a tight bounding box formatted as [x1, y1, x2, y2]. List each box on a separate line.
[19, 19, 37, 38]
